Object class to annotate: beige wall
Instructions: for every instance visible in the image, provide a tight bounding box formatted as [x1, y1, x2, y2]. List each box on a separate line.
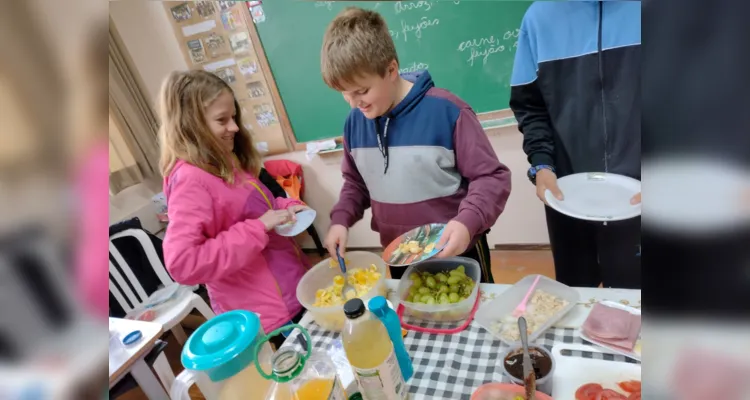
[109, 1, 550, 247]
[109, 0, 188, 102]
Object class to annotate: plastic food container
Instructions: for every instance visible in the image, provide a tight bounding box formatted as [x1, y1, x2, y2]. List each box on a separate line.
[296, 251, 387, 332]
[475, 274, 579, 347]
[471, 382, 554, 400]
[395, 257, 481, 322]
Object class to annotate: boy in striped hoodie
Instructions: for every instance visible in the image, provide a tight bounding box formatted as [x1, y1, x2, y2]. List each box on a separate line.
[320, 7, 512, 282]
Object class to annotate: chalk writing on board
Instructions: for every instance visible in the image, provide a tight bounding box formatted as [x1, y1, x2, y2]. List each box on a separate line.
[400, 61, 429, 74]
[457, 29, 519, 66]
[314, 1, 333, 10]
[390, 17, 440, 42]
[394, 1, 433, 14]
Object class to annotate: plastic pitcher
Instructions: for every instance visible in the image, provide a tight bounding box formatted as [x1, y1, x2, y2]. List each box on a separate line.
[170, 310, 274, 400]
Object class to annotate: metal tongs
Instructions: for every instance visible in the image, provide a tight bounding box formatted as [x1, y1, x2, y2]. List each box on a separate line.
[518, 317, 536, 400]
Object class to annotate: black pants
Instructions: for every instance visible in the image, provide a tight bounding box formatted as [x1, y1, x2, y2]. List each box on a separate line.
[545, 206, 641, 289]
[268, 308, 306, 349]
[389, 232, 494, 283]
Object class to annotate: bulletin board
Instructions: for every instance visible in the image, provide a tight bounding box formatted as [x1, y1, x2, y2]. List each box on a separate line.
[163, 1, 292, 155]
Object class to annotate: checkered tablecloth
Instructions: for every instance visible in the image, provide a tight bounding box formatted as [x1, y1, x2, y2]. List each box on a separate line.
[284, 318, 639, 400]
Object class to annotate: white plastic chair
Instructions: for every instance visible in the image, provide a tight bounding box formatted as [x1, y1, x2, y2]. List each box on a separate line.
[108, 228, 216, 343]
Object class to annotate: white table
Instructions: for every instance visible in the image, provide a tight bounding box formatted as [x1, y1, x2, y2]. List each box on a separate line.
[109, 318, 168, 400]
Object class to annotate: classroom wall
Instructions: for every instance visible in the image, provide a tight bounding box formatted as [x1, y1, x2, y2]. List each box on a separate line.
[108, 2, 550, 248]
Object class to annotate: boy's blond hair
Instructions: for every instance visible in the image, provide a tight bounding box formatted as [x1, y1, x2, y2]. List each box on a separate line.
[321, 7, 398, 91]
[158, 70, 261, 183]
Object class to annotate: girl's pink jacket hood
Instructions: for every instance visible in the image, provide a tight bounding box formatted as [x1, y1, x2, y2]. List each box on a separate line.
[163, 160, 309, 332]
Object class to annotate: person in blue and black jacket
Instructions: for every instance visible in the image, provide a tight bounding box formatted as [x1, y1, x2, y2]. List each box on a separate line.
[509, 1, 641, 289]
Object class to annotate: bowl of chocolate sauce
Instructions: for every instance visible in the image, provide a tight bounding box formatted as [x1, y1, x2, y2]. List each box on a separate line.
[501, 345, 555, 395]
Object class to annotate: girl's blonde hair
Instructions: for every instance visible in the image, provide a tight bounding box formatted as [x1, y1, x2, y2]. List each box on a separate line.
[158, 70, 261, 183]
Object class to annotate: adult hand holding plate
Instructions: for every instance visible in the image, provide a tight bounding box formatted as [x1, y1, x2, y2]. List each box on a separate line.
[545, 172, 641, 221]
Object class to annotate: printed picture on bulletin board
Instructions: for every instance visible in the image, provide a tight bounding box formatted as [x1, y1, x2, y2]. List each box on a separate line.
[229, 32, 251, 55]
[253, 103, 278, 128]
[250, 5, 266, 24]
[170, 2, 192, 22]
[214, 67, 237, 84]
[195, 1, 216, 18]
[186, 39, 207, 64]
[220, 9, 242, 31]
[246, 81, 265, 98]
[218, 1, 236, 11]
[203, 33, 230, 58]
[237, 57, 258, 79]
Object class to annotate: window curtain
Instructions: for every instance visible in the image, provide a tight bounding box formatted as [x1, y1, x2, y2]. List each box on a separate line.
[108, 16, 160, 195]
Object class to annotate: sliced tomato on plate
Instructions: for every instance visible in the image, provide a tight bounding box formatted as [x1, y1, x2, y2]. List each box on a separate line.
[575, 383, 603, 400]
[594, 389, 628, 400]
[617, 380, 642, 393]
[627, 393, 641, 400]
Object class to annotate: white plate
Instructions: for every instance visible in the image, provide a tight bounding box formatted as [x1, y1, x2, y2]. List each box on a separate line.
[545, 172, 641, 221]
[274, 209, 316, 237]
[578, 300, 642, 361]
[552, 343, 641, 400]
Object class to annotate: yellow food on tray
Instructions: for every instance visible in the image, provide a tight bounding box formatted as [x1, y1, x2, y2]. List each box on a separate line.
[313, 264, 382, 307]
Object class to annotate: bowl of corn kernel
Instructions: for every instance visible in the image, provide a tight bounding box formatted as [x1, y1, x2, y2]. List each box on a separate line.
[296, 251, 387, 331]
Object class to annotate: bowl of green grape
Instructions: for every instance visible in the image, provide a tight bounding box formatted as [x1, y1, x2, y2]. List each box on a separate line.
[395, 257, 481, 322]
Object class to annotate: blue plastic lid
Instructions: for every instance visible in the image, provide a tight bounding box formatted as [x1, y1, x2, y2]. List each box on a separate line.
[122, 330, 142, 345]
[181, 310, 261, 379]
[368, 296, 388, 317]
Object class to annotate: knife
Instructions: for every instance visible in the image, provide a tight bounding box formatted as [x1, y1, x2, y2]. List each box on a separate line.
[518, 317, 536, 400]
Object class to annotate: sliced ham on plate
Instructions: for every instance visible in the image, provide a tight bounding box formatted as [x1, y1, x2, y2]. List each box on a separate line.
[582, 303, 641, 351]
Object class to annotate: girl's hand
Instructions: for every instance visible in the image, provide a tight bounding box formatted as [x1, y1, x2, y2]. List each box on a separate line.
[287, 204, 310, 214]
[259, 209, 296, 232]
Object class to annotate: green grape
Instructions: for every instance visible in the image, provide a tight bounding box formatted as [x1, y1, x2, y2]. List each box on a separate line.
[425, 296, 436, 305]
[461, 285, 472, 297]
[425, 276, 437, 288]
[448, 292, 460, 303]
[409, 286, 418, 296]
[411, 278, 422, 289]
[409, 273, 420, 281]
[437, 284, 449, 294]
[447, 276, 461, 285]
[406, 294, 414, 302]
[448, 269, 463, 277]
[459, 295, 468, 302]
[436, 273, 448, 283]
[438, 294, 450, 305]
[418, 286, 430, 295]
[456, 265, 465, 273]
[449, 284, 460, 293]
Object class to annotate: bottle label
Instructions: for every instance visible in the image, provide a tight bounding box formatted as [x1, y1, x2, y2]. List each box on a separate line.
[352, 349, 407, 400]
[328, 377, 346, 400]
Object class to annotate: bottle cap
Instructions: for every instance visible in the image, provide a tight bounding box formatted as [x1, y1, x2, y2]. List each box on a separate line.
[343, 298, 365, 319]
[367, 296, 388, 318]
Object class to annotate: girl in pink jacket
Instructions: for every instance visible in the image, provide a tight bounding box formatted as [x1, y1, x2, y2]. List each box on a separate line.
[158, 70, 309, 340]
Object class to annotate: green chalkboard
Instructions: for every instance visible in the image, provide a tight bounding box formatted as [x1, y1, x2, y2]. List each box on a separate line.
[255, 1, 530, 143]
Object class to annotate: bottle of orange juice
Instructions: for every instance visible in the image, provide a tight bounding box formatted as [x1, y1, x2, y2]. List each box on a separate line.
[255, 324, 346, 400]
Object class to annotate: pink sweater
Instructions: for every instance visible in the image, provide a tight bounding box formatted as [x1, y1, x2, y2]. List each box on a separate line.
[163, 160, 309, 332]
